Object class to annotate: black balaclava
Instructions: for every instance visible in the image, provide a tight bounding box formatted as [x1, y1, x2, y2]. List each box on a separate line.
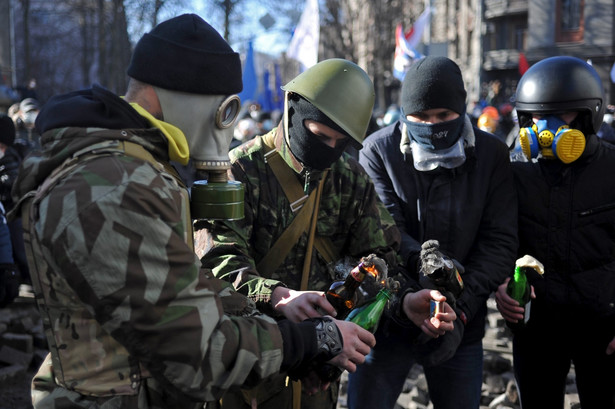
[287, 94, 350, 171]
[400, 56, 467, 150]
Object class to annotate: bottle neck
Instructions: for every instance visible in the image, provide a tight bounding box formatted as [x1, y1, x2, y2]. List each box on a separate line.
[513, 266, 527, 284]
[350, 265, 367, 282]
[377, 288, 392, 300]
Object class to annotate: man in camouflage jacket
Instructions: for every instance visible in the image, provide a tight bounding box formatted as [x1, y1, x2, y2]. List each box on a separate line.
[198, 59, 456, 409]
[10, 15, 377, 409]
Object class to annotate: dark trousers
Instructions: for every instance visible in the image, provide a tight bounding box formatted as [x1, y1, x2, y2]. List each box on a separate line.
[513, 305, 615, 409]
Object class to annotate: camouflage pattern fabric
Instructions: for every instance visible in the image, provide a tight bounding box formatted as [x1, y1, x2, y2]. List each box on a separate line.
[197, 127, 402, 408]
[197, 127, 402, 314]
[12, 126, 285, 409]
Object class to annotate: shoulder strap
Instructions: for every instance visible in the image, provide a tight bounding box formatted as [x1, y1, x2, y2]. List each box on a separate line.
[261, 132, 309, 213]
[256, 134, 339, 277]
[262, 133, 340, 263]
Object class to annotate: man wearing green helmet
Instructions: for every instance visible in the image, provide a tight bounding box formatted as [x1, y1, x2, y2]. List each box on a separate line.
[196, 59, 456, 409]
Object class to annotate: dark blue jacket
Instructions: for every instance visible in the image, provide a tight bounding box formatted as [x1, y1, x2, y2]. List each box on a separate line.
[359, 118, 518, 342]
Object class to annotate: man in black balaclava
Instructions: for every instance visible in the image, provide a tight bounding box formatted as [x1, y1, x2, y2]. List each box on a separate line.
[348, 56, 518, 409]
[286, 94, 352, 171]
[199, 58, 457, 409]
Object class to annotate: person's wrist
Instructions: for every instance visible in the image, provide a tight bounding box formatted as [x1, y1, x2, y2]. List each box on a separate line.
[270, 284, 289, 307]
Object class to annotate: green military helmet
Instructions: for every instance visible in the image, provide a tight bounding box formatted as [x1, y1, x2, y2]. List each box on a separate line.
[282, 58, 375, 147]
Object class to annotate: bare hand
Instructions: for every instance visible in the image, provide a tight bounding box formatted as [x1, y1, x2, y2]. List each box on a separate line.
[402, 289, 456, 338]
[271, 287, 337, 322]
[326, 319, 376, 373]
[607, 336, 615, 355]
[494, 278, 535, 323]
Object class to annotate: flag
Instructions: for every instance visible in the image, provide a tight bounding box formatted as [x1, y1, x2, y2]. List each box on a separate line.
[393, 8, 432, 81]
[404, 7, 433, 51]
[273, 63, 284, 111]
[393, 24, 424, 81]
[286, 0, 319, 71]
[238, 41, 258, 104]
[393, 25, 414, 81]
[518, 52, 529, 76]
[257, 68, 273, 111]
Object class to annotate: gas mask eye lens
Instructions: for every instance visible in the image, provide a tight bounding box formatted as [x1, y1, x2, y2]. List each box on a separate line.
[216, 95, 241, 129]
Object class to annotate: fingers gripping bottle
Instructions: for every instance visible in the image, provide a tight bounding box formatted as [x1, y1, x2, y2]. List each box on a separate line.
[318, 278, 398, 383]
[505, 255, 544, 331]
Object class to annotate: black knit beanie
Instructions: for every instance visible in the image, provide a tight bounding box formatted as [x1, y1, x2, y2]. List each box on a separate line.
[401, 56, 467, 116]
[127, 14, 242, 95]
[0, 114, 15, 146]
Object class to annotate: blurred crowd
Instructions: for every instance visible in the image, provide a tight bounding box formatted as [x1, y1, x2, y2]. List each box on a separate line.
[0, 86, 42, 307]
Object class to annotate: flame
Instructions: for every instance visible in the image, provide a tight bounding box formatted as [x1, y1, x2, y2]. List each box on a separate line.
[360, 262, 380, 279]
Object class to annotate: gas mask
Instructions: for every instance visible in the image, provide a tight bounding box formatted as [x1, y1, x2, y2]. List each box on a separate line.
[519, 115, 586, 164]
[154, 87, 243, 220]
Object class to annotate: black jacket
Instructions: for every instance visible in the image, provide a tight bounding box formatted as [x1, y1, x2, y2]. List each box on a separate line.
[359, 118, 518, 342]
[513, 134, 615, 320]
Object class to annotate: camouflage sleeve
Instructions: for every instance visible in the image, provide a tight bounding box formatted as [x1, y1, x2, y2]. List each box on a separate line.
[38, 156, 285, 401]
[197, 151, 287, 313]
[196, 199, 285, 314]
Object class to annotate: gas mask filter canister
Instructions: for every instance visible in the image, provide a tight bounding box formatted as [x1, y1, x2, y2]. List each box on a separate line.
[155, 87, 244, 220]
[519, 115, 585, 164]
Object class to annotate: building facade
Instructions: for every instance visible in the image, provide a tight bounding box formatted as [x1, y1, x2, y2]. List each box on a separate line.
[481, 0, 615, 105]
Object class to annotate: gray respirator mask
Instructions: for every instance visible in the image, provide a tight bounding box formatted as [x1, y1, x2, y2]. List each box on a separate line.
[155, 87, 244, 220]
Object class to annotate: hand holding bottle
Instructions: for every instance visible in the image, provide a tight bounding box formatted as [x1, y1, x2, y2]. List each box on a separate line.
[271, 287, 337, 322]
[495, 277, 531, 323]
[326, 318, 376, 373]
[495, 255, 544, 329]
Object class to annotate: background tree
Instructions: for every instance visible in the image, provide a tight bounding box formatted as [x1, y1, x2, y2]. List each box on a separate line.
[6, 0, 416, 111]
[320, 0, 419, 111]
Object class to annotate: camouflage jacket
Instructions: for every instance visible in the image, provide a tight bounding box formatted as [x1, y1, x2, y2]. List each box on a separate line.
[197, 126, 402, 315]
[12, 115, 288, 407]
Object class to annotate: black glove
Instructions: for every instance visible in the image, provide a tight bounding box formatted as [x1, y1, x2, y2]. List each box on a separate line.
[0, 264, 20, 308]
[412, 314, 465, 368]
[287, 316, 344, 381]
[310, 316, 343, 360]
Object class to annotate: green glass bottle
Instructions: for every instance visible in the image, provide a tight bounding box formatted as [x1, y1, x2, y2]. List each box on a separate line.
[505, 265, 531, 330]
[346, 288, 392, 333]
[505, 255, 544, 331]
[317, 288, 393, 383]
[507, 265, 531, 306]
